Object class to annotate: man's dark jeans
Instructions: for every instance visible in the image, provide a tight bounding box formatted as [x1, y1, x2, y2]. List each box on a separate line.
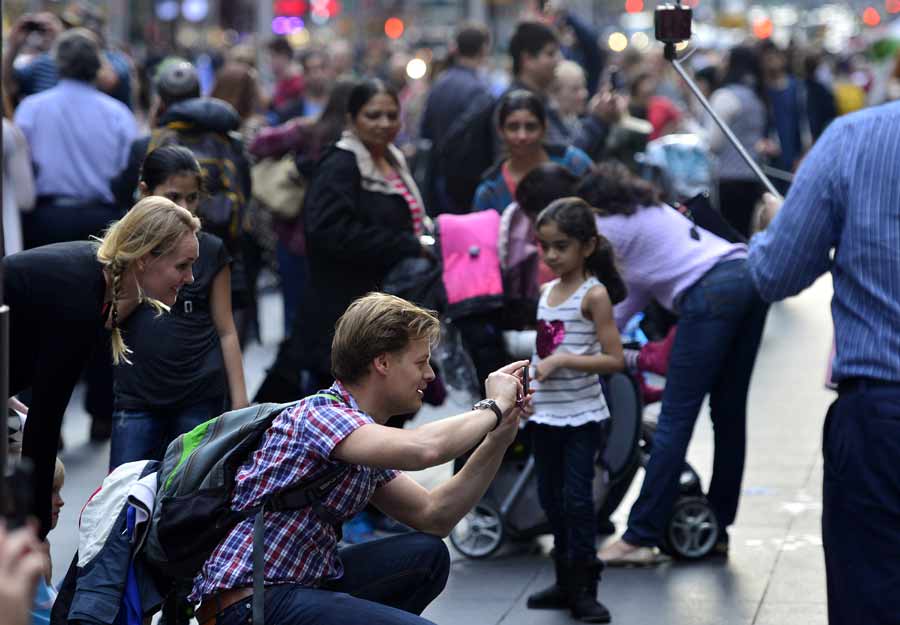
[623, 259, 768, 546]
[217, 533, 450, 625]
[532, 421, 604, 562]
[823, 381, 900, 625]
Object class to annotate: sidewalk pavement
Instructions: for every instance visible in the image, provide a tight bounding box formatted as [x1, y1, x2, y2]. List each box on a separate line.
[50, 276, 834, 625]
[422, 275, 834, 624]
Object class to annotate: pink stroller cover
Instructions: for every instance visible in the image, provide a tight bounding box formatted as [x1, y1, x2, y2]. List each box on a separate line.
[438, 211, 504, 306]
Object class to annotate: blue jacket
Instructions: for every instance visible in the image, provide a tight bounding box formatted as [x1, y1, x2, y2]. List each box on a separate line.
[472, 144, 593, 213]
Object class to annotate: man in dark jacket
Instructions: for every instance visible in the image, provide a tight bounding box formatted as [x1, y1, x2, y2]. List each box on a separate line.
[113, 59, 251, 216]
[420, 23, 492, 215]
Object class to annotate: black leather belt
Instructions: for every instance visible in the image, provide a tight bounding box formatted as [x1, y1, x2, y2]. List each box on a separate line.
[837, 377, 900, 394]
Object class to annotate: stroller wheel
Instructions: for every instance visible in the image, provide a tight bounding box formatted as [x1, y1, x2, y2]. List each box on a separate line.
[449, 501, 504, 559]
[661, 496, 719, 560]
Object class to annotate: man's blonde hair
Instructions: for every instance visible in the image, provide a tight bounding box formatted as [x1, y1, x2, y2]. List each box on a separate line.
[95, 196, 201, 364]
[53, 457, 65, 491]
[331, 293, 441, 384]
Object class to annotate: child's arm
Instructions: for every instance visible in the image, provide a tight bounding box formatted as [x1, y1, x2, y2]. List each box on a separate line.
[534, 285, 625, 381]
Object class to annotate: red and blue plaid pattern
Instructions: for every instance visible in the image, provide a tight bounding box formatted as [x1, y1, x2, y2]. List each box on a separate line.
[189, 382, 398, 602]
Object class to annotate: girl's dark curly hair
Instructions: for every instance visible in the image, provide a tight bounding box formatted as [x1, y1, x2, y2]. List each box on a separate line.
[575, 161, 662, 217]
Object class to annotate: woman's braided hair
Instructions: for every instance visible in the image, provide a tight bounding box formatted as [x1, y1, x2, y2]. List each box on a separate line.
[95, 196, 201, 364]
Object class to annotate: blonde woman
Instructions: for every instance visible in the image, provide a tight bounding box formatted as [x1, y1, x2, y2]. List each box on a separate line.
[3, 196, 200, 536]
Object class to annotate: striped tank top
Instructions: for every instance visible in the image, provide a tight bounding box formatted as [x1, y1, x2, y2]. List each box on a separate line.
[530, 276, 611, 427]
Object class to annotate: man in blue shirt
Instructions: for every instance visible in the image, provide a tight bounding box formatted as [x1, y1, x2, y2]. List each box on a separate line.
[748, 101, 900, 625]
[14, 28, 137, 249]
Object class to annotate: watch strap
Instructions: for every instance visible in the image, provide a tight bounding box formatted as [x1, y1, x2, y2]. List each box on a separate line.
[474, 399, 503, 431]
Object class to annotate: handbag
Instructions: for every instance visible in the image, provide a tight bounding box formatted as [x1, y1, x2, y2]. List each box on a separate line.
[250, 153, 305, 219]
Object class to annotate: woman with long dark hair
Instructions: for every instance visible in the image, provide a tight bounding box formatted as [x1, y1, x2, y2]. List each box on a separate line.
[255, 78, 430, 409]
[580, 162, 768, 566]
[249, 79, 356, 335]
[472, 89, 592, 213]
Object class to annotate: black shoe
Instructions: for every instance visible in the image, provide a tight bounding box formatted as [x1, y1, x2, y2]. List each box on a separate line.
[596, 517, 616, 536]
[569, 560, 612, 623]
[527, 558, 569, 610]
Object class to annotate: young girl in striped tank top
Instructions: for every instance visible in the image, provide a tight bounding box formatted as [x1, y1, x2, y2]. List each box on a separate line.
[526, 197, 626, 623]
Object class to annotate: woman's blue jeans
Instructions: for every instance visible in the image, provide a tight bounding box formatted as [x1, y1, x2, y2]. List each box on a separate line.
[109, 397, 223, 470]
[276, 242, 308, 337]
[216, 533, 450, 625]
[532, 421, 604, 562]
[623, 259, 768, 547]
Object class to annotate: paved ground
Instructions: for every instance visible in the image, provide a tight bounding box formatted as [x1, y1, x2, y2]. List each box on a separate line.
[48, 274, 835, 624]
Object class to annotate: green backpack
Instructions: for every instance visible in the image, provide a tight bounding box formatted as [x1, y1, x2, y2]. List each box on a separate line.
[143, 394, 348, 624]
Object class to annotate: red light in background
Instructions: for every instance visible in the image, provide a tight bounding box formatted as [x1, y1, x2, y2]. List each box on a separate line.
[625, 0, 644, 14]
[753, 17, 774, 39]
[863, 6, 882, 25]
[887, 0, 900, 14]
[274, 0, 306, 15]
[384, 17, 404, 39]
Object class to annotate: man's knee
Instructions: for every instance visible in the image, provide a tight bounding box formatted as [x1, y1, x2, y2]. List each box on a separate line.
[418, 533, 450, 576]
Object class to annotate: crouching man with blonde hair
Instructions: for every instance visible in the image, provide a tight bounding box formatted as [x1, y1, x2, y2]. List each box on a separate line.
[191, 293, 530, 625]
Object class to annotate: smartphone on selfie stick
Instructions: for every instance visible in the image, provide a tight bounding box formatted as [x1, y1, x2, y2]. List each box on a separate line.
[655, 1, 782, 200]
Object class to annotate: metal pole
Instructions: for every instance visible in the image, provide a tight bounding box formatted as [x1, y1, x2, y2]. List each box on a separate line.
[667, 46, 783, 200]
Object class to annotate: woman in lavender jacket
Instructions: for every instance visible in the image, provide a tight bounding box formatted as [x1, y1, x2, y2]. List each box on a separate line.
[580, 163, 769, 566]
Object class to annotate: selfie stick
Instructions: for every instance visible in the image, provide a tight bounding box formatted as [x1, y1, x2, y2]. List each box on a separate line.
[659, 3, 784, 201]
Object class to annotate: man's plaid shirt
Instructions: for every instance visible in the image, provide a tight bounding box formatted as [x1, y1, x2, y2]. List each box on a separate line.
[189, 382, 399, 602]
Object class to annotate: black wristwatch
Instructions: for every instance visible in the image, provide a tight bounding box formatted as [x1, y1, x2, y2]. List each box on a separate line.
[473, 398, 503, 431]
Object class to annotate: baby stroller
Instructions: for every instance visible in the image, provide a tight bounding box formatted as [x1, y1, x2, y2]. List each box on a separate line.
[449, 369, 720, 561]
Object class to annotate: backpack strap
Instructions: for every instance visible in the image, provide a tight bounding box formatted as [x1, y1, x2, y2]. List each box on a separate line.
[252, 511, 265, 625]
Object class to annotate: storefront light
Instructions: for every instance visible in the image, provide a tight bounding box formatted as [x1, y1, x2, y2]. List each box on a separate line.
[155, 0, 179, 21]
[182, 0, 208, 23]
[406, 58, 427, 80]
[608, 32, 628, 52]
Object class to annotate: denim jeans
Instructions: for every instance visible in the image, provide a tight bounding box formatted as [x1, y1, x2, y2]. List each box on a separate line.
[623, 259, 768, 546]
[532, 420, 605, 562]
[823, 381, 900, 625]
[109, 397, 223, 470]
[276, 242, 308, 337]
[216, 533, 450, 625]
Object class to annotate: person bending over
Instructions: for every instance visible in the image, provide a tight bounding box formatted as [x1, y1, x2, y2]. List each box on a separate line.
[190, 293, 530, 625]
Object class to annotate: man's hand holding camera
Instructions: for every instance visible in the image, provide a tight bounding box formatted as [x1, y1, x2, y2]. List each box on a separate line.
[483, 361, 532, 446]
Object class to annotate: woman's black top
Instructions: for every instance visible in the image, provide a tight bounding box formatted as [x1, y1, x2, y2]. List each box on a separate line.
[114, 232, 230, 412]
[3, 241, 107, 535]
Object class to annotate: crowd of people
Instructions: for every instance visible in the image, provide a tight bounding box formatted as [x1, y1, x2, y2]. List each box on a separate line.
[2, 3, 900, 625]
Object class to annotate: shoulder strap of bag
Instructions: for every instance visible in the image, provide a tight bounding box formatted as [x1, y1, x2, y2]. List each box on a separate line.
[251, 390, 349, 625]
